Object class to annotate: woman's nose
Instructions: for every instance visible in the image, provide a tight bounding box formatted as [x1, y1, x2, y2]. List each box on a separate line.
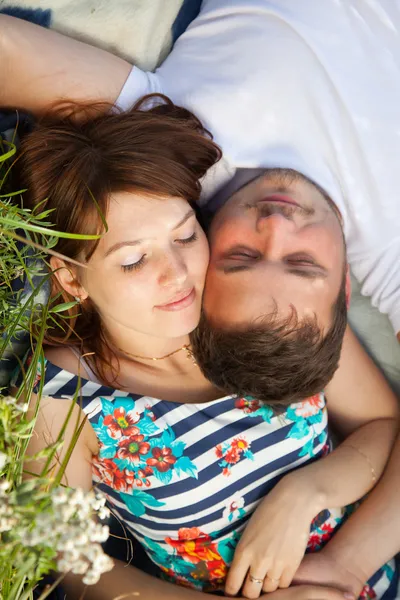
[159, 253, 188, 287]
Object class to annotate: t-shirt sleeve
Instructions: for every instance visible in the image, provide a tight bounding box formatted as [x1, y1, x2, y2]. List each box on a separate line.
[115, 66, 162, 111]
[352, 242, 400, 336]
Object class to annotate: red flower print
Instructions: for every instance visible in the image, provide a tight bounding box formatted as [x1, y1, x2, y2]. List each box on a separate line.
[235, 397, 260, 414]
[360, 585, 376, 600]
[231, 437, 249, 452]
[215, 445, 223, 459]
[92, 457, 135, 493]
[222, 467, 231, 477]
[103, 406, 140, 439]
[145, 405, 157, 421]
[224, 447, 240, 464]
[295, 394, 325, 418]
[307, 533, 323, 552]
[178, 527, 201, 541]
[117, 435, 151, 464]
[137, 466, 154, 487]
[146, 447, 177, 472]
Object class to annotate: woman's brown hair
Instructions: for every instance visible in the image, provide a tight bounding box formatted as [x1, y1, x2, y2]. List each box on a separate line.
[18, 94, 221, 384]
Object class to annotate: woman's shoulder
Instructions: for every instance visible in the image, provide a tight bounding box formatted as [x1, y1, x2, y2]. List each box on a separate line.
[44, 346, 86, 378]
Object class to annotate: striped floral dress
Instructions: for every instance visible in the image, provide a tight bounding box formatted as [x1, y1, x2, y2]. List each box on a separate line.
[29, 358, 399, 599]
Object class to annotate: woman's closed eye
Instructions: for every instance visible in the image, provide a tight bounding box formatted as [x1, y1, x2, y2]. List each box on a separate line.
[175, 231, 198, 245]
[121, 255, 146, 272]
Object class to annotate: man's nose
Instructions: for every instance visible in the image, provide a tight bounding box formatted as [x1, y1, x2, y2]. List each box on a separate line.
[159, 252, 188, 287]
[256, 212, 295, 258]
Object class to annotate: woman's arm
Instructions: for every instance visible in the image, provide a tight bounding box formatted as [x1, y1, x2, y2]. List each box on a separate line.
[225, 326, 399, 599]
[0, 15, 131, 113]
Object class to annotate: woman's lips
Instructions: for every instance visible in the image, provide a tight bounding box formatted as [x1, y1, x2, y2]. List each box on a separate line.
[258, 194, 301, 208]
[155, 288, 195, 312]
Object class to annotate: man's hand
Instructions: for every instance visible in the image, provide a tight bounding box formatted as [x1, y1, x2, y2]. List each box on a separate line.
[294, 553, 364, 598]
[255, 585, 355, 600]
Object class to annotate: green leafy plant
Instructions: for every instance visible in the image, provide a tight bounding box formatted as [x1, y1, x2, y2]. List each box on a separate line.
[0, 131, 112, 599]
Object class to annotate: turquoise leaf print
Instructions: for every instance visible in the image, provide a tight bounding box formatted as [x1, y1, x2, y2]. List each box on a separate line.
[100, 445, 117, 459]
[114, 458, 142, 473]
[171, 440, 185, 458]
[383, 563, 394, 581]
[175, 456, 198, 479]
[217, 538, 237, 565]
[142, 536, 171, 564]
[154, 468, 173, 485]
[288, 419, 309, 440]
[160, 426, 176, 447]
[251, 405, 274, 423]
[92, 417, 116, 447]
[100, 398, 116, 416]
[299, 438, 315, 458]
[111, 397, 136, 413]
[308, 411, 324, 425]
[286, 406, 300, 422]
[120, 489, 165, 517]
[243, 449, 254, 461]
[139, 417, 160, 436]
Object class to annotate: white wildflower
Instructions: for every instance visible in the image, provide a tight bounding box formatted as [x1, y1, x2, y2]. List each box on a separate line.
[0, 480, 11, 493]
[0, 452, 8, 471]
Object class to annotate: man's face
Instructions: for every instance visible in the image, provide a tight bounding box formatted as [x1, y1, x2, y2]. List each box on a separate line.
[203, 169, 346, 330]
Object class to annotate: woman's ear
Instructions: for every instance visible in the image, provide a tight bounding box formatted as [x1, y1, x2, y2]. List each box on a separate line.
[50, 256, 88, 302]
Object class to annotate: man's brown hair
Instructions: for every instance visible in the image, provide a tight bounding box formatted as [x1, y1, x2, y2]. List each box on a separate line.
[18, 94, 221, 383]
[190, 274, 347, 407]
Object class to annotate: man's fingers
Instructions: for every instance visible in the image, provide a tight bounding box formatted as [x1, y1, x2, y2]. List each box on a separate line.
[293, 585, 355, 600]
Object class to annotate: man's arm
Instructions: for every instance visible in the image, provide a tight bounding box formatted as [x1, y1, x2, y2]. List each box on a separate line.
[325, 429, 400, 582]
[0, 15, 131, 113]
[295, 431, 400, 596]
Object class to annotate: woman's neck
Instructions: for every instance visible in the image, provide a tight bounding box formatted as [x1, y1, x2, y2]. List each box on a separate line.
[102, 319, 192, 371]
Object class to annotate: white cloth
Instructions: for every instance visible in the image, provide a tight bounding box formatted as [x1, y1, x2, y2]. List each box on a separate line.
[2, 0, 184, 71]
[116, 0, 400, 336]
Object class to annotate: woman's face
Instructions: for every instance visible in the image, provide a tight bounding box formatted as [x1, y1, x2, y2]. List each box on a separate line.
[76, 192, 209, 339]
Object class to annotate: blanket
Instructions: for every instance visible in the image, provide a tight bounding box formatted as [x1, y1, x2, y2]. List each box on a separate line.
[0, 0, 185, 71]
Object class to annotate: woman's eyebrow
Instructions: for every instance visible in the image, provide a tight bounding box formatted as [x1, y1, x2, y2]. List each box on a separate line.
[104, 209, 195, 257]
[172, 209, 195, 230]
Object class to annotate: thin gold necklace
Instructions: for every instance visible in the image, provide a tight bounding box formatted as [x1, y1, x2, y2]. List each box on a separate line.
[116, 343, 196, 363]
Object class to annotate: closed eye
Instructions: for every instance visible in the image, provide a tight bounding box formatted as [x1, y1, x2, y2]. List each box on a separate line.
[122, 255, 146, 272]
[176, 232, 198, 245]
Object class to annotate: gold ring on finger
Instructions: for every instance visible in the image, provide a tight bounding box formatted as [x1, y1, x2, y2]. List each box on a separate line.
[249, 574, 264, 585]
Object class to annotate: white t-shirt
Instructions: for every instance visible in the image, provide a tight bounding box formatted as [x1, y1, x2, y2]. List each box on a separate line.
[116, 0, 400, 334]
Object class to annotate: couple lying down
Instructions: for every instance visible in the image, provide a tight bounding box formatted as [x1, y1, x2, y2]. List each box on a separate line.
[2, 2, 399, 600]
[9, 100, 398, 600]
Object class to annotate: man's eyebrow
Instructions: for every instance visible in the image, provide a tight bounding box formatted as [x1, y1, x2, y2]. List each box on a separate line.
[284, 267, 328, 280]
[218, 264, 328, 278]
[104, 209, 195, 257]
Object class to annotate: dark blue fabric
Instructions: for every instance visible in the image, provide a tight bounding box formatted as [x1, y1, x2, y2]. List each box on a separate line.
[172, 0, 202, 43]
[0, 6, 51, 27]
